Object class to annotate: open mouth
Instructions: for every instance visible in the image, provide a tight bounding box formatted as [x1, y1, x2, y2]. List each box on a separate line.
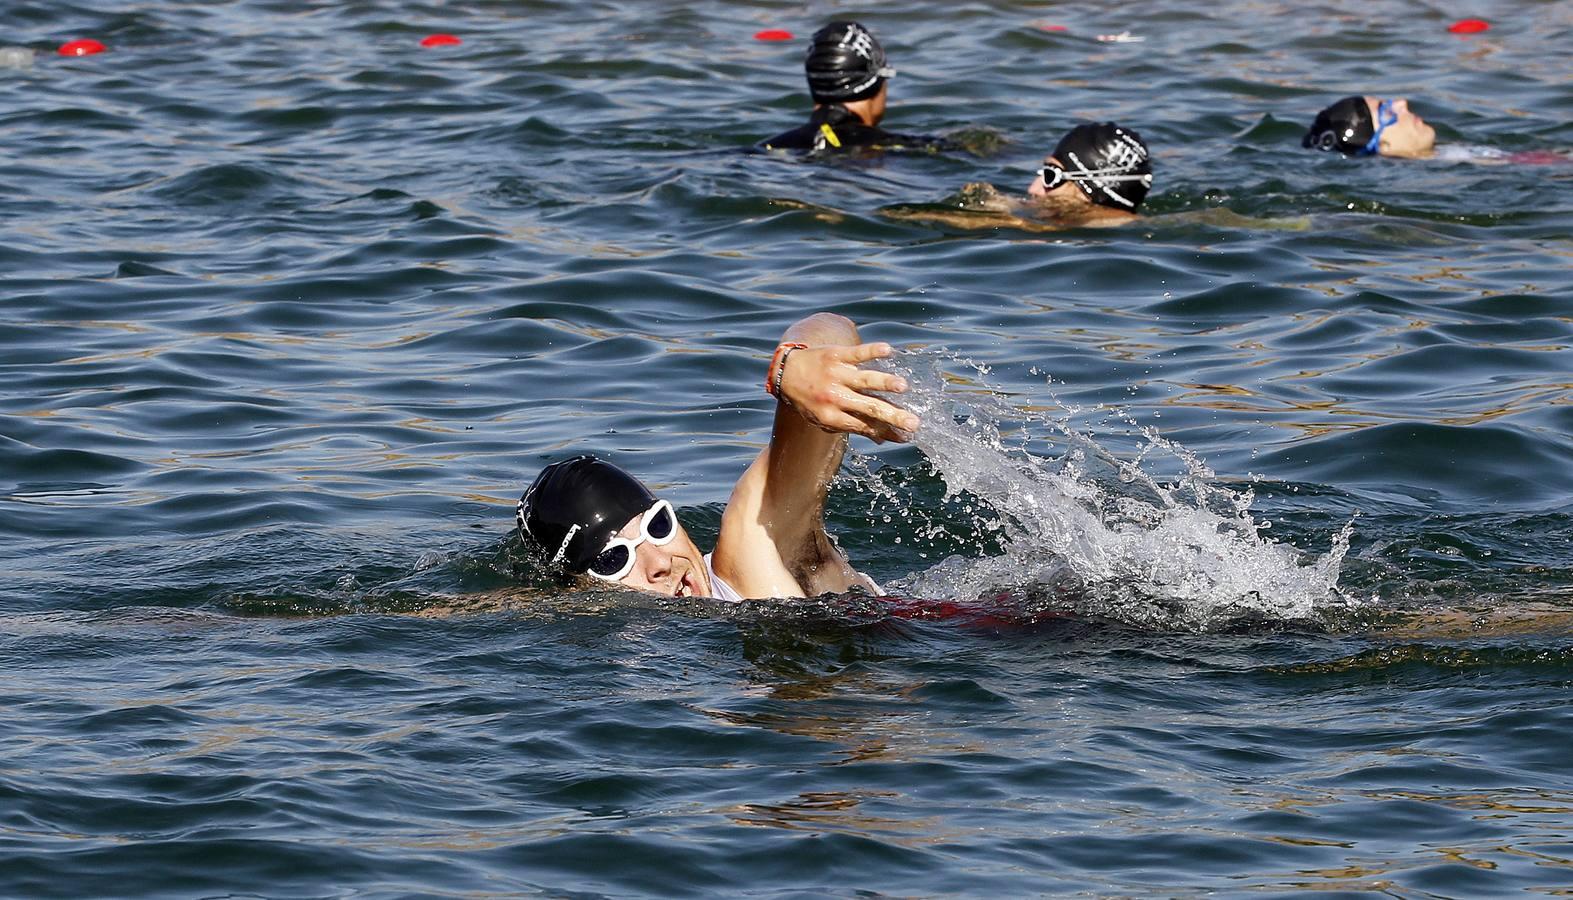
[673, 568, 696, 598]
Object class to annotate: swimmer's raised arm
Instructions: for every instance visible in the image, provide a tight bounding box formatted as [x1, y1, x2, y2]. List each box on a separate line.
[712, 313, 918, 598]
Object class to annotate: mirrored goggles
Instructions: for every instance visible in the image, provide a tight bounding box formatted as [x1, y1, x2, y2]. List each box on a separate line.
[1037, 162, 1152, 191]
[585, 499, 677, 582]
[1360, 99, 1399, 156]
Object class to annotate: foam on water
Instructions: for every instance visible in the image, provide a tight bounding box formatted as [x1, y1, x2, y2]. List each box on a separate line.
[858, 350, 1355, 628]
[0, 47, 34, 71]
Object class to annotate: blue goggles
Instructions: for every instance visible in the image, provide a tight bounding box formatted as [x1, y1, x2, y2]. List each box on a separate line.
[1359, 99, 1399, 156]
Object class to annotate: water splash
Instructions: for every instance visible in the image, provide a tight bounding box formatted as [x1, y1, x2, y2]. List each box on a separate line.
[854, 350, 1355, 629]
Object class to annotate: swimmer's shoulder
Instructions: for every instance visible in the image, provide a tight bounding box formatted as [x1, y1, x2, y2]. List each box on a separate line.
[865, 129, 961, 153]
[759, 118, 957, 155]
[760, 123, 819, 152]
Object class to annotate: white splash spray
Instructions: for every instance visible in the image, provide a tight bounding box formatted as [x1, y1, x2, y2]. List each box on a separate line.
[855, 350, 1354, 628]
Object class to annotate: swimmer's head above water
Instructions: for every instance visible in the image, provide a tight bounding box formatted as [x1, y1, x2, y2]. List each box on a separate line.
[1027, 122, 1153, 214]
[515, 314, 913, 603]
[1303, 95, 1435, 158]
[806, 21, 893, 104]
[517, 455, 713, 599]
[804, 21, 895, 124]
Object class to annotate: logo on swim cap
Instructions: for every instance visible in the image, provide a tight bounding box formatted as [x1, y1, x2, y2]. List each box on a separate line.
[1051, 122, 1154, 211]
[1302, 96, 1374, 156]
[805, 21, 894, 104]
[517, 456, 657, 576]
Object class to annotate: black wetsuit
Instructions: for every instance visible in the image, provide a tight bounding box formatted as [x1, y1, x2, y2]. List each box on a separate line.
[760, 105, 950, 153]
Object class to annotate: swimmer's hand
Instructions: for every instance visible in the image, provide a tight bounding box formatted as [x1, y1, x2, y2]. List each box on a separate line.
[779, 341, 920, 442]
[955, 181, 1012, 212]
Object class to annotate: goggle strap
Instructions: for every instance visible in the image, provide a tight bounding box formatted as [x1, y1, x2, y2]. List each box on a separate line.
[1065, 164, 1152, 181]
[1050, 170, 1152, 184]
[1072, 172, 1152, 183]
[1044, 164, 1151, 184]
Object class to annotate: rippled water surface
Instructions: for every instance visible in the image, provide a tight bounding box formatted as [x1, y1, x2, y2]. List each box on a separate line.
[4, 0, 1573, 895]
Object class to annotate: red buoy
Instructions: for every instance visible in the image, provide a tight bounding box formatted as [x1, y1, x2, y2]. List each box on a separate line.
[1447, 18, 1490, 33]
[753, 29, 794, 41]
[58, 38, 106, 57]
[420, 33, 462, 47]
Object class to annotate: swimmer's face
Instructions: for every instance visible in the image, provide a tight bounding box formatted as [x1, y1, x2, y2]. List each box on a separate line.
[1367, 96, 1435, 158]
[606, 506, 712, 599]
[1027, 157, 1090, 204]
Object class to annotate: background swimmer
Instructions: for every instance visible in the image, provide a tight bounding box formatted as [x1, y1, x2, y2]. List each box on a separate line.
[882, 122, 1153, 231]
[1303, 95, 1435, 158]
[761, 21, 949, 154]
[1026, 123, 1153, 220]
[1303, 95, 1570, 164]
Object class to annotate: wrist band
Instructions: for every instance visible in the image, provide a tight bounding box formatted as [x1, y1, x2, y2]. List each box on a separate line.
[765, 342, 809, 398]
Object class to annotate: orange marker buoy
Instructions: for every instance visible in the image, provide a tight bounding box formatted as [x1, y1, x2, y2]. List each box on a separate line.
[753, 29, 793, 41]
[58, 38, 106, 57]
[1447, 18, 1490, 33]
[420, 33, 462, 47]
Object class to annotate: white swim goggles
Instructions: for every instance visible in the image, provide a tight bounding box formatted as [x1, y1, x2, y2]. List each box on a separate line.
[585, 499, 677, 581]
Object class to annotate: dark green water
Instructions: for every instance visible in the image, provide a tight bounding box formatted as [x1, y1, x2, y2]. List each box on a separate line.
[3, 1, 1572, 895]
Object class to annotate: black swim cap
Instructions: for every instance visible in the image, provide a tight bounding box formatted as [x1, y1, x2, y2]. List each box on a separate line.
[1051, 122, 1154, 211]
[805, 21, 894, 104]
[516, 456, 657, 575]
[1303, 96, 1373, 155]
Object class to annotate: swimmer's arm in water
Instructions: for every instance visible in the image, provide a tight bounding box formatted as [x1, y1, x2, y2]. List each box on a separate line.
[954, 182, 1017, 213]
[713, 313, 918, 598]
[878, 182, 1033, 230]
[881, 205, 1039, 231]
[880, 182, 1136, 232]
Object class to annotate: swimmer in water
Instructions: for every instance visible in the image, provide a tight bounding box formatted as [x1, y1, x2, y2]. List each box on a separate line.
[1303, 96, 1436, 159]
[760, 21, 950, 154]
[882, 122, 1154, 231]
[1302, 95, 1571, 165]
[516, 313, 918, 602]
